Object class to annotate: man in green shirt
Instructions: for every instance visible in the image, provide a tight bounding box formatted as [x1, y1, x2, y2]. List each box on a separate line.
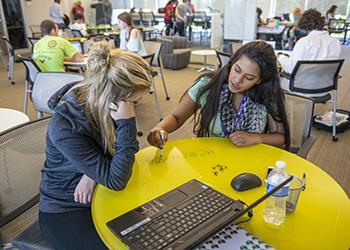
[33, 19, 84, 72]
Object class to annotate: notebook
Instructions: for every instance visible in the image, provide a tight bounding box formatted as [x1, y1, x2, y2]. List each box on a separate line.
[107, 176, 292, 250]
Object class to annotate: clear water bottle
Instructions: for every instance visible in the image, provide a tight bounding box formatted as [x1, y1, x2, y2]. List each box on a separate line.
[263, 160, 290, 225]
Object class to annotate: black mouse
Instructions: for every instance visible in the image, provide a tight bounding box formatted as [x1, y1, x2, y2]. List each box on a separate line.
[231, 173, 262, 191]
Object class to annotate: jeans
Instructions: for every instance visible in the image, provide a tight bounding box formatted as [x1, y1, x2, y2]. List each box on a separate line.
[176, 21, 185, 37]
[39, 209, 108, 250]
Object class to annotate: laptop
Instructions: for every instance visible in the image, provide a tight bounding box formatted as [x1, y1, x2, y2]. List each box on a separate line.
[70, 41, 83, 54]
[107, 176, 293, 250]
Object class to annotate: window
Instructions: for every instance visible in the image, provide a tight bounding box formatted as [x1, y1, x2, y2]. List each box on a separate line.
[270, 0, 350, 16]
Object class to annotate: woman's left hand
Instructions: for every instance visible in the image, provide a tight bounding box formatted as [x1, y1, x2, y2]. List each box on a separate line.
[229, 131, 262, 147]
[74, 174, 96, 204]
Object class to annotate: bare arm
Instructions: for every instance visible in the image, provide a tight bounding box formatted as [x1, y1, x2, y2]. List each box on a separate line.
[147, 93, 198, 148]
[64, 52, 84, 62]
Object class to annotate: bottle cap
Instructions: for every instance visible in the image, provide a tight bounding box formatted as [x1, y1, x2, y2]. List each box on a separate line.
[275, 160, 286, 169]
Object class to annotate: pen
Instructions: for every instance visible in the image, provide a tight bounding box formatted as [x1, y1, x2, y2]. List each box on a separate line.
[159, 130, 165, 158]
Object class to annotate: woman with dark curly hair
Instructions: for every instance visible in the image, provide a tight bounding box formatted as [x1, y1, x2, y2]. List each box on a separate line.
[148, 41, 290, 150]
[278, 8, 341, 97]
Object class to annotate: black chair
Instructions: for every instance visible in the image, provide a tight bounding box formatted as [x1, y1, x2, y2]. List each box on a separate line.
[328, 19, 346, 37]
[0, 117, 53, 250]
[2, 36, 16, 85]
[215, 50, 230, 68]
[131, 12, 142, 26]
[281, 59, 344, 141]
[2, 36, 31, 85]
[29, 25, 42, 38]
[140, 11, 158, 27]
[27, 37, 40, 48]
[71, 29, 84, 38]
[18, 56, 42, 114]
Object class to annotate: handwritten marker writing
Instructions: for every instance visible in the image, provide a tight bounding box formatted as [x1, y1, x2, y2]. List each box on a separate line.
[159, 130, 165, 158]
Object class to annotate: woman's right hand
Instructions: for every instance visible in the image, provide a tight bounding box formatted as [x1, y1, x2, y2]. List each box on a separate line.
[110, 101, 135, 121]
[147, 127, 168, 148]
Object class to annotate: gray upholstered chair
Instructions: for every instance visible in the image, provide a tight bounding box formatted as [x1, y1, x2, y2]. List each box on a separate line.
[284, 92, 316, 158]
[31, 72, 84, 118]
[157, 36, 191, 70]
[0, 117, 53, 250]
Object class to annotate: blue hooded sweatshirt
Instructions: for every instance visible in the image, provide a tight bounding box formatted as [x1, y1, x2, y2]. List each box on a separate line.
[39, 83, 139, 213]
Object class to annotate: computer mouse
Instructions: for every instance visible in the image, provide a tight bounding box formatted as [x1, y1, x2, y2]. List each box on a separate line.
[231, 173, 262, 191]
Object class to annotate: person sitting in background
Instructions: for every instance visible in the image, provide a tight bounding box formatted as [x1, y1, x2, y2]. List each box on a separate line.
[293, 6, 302, 23]
[33, 19, 84, 72]
[49, 0, 65, 29]
[278, 8, 341, 97]
[71, 0, 85, 21]
[256, 7, 267, 27]
[148, 41, 290, 150]
[70, 14, 88, 37]
[292, 6, 307, 41]
[117, 12, 146, 56]
[164, 0, 176, 36]
[39, 42, 152, 249]
[325, 5, 337, 24]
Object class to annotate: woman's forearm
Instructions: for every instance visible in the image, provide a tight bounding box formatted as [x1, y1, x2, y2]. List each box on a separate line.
[258, 132, 285, 147]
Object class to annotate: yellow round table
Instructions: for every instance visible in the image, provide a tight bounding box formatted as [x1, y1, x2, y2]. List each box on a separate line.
[92, 138, 350, 250]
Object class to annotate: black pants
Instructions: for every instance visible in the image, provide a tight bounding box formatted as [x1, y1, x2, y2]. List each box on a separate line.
[39, 209, 108, 250]
[165, 19, 173, 36]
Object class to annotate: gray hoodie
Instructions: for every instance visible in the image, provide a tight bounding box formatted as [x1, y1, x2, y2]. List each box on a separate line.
[39, 84, 139, 213]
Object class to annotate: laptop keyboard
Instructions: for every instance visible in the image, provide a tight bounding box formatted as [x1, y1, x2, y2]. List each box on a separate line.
[124, 188, 235, 250]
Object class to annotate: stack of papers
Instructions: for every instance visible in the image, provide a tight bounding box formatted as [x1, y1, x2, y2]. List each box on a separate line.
[315, 111, 349, 127]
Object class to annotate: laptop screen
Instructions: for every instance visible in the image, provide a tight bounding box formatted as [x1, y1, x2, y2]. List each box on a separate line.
[70, 41, 82, 54]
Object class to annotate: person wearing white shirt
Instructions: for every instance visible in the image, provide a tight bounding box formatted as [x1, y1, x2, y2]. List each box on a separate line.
[49, 0, 65, 29]
[117, 12, 146, 57]
[70, 14, 88, 37]
[278, 8, 341, 97]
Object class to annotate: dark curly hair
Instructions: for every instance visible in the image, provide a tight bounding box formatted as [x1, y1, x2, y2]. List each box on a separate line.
[298, 8, 324, 32]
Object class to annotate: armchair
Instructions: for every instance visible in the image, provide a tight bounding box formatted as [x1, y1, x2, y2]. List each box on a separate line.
[157, 36, 191, 70]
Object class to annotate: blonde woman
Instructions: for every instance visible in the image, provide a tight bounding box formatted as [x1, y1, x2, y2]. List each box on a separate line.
[38, 42, 152, 249]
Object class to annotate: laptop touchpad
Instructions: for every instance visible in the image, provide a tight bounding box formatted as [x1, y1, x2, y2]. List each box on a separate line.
[159, 189, 188, 207]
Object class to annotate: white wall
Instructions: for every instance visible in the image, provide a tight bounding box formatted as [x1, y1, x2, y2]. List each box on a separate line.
[21, 0, 92, 37]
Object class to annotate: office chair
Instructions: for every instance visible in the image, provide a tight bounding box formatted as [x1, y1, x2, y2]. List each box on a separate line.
[27, 37, 40, 47]
[29, 25, 42, 38]
[31, 72, 84, 118]
[140, 11, 156, 27]
[131, 12, 142, 26]
[284, 92, 316, 158]
[18, 56, 42, 114]
[0, 117, 53, 250]
[281, 59, 344, 141]
[328, 19, 346, 37]
[216, 51, 230, 68]
[2, 36, 16, 85]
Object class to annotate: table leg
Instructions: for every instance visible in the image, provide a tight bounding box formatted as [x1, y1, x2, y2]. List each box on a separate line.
[197, 55, 214, 72]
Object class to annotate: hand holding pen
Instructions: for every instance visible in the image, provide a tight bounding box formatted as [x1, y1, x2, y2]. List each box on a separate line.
[147, 128, 168, 150]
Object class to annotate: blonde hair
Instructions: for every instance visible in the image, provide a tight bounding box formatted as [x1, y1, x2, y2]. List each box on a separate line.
[75, 42, 152, 155]
[293, 7, 302, 18]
